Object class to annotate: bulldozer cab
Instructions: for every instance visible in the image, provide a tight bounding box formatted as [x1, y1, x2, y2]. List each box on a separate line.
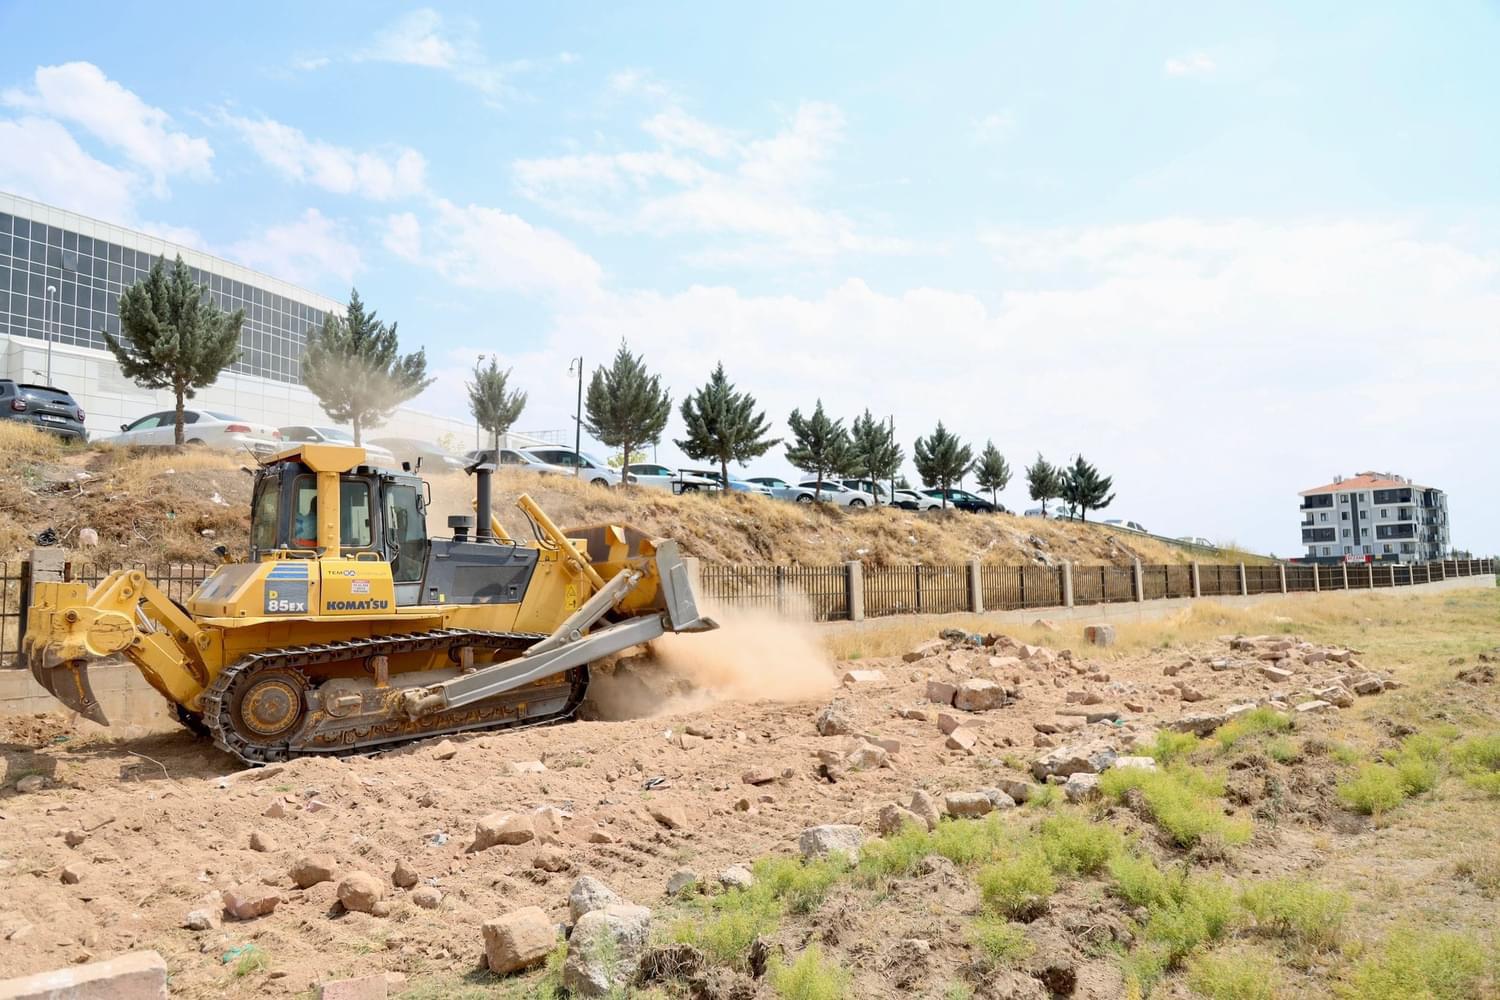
[250, 443, 429, 605]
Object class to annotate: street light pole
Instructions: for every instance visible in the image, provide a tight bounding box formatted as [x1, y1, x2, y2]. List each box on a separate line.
[888, 414, 896, 501]
[567, 356, 583, 476]
[44, 285, 58, 385]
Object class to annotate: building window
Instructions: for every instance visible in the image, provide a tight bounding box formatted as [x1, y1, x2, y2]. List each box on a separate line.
[1321, 546, 1330, 556]
[1383, 544, 1393, 554]
[1339, 494, 1349, 503]
[1363, 545, 1371, 554]
[1361, 527, 1369, 537]
[1360, 510, 1368, 519]
[1380, 509, 1388, 518]
[1341, 511, 1349, 520]
[1360, 493, 1368, 502]
[1344, 546, 1352, 555]
[1319, 512, 1328, 522]
[1341, 528, 1350, 538]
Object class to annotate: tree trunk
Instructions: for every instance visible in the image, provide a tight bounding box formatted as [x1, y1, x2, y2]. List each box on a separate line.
[173, 386, 185, 445]
[352, 412, 361, 447]
[619, 439, 631, 486]
[491, 427, 500, 457]
[720, 457, 730, 499]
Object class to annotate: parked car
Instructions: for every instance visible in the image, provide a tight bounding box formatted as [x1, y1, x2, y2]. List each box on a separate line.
[0, 380, 87, 443]
[521, 448, 620, 487]
[1023, 507, 1046, 518]
[679, 468, 773, 496]
[836, 479, 897, 505]
[1178, 536, 1214, 547]
[464, 447, 554, 473]
[1103, 518, 1149, 533]
[368, 437, 464, 472]
[890, 489, 940, 511]
[746, 476, 818, 503]
[114, 410, 280, 454]
[279, 426, 397, 467]
[798, 480, 876, 507]
[625, 463, 720, 494]
[923, 488, 1001, 513]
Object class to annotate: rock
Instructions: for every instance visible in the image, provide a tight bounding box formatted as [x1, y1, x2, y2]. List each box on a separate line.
[564, 904, 652, 996]
[511, 760, 546, 774]
[15, 775, 45, 794]
[391, 860, 419, 889]
[814, 700, 857, 736]
[741, 768, 777, 786]
[183, 908, 219, 931]
[954, 678, 1007, 711]
[1017, 643, 1045, 660]
[1083, 624, 1116, 647]
[262, 800, 285, 818]
[531, 806, 567, 838]
[869, 736, 902, 753]
[0, 950, 167, 1000]
[62, 829, 87, 848]
[484, 906, 557, 975]
[678, 733, 704, 751]
[981, 788, 1018, 810]
[937, 712, 964, 735]
[337, 873, 385, 914]
[57, 862, 83, 885]
[925, 680, 958, 706]
[223, 885, 281, 920]
[648, 803, 688, 830]
[841, 669, 885, 686]
[845, 743, 889, 769]
[248, 829, 277, 853]
[1295, 699, 1335, 714]
[1031, 743, 1117, 780]
[290, 855, 336, 889]
[1212, 658, 1239, 671]
[1064, 773, 1101, 803]
[1171, 712, 1229, 736]
[996, 779, 1035, 803]
[318, 974, 389, 1000]
[472, 812, 535, 850]
[904, 639, 948, 662]
[943, 792, 993, 818]
[588, 829, 617, 844]
[1311, 684, 1354, 708]
[1259, 665, 1294, 682]
[718, 865, 755, 892]
[798, 825, 865, 860]
[666, 870, 698, 896]
[1178, 685, 1206, 702]
[431, 740, 458, 761]
[908, 790, 943, 830]
[1303, 650, 1328, 665]
[410, 886, 441, 909]
[878, 803, 926, 835]
[945, 728, 978, 751]
[1111, 756, 1157, 772]
[532, 846, 570, 873]
[568, 876, 622, 923]
[1351, 675, 1385, 696]
[1034, 619, 1060, 632]
[900, 707, 929, 721]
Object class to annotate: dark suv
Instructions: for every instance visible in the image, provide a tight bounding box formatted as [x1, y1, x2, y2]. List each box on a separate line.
[0, 380, 87, 442]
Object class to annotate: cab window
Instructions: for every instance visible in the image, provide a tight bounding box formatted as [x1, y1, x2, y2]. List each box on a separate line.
[384, 484, 426, 582]
[290, 476, 374, 549]
[250, 482, 279, 552]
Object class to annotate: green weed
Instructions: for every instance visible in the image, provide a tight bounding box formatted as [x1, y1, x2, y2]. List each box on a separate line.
[1266, 737, 1297, 764]
[230, 944, 270, 978]
[1186, 947, 1282, 1000]
[769, 945, 850, 1000]
[1336, 764, 1405, 816]
[1450, 734, 1500, 774]
[756, 855, 851, 915]
[929, 814, 1011, 867]
[1216, 708, 1293, 752]
[1344, 927, 1488, 1000]
[977, 850, 1057, 920]
[1099, 764, 1250, 848]
[855, 823, 933, 883]
[1240, 878, 1347, 955]
[1027, 784, 1059, 809]
[670, 888, 781, 968]
[969, 916, 1033, 969]
[1036, 812, 1123, 876]
[1148, 730, 1201, 765]
[1122, 878, 1238, 991]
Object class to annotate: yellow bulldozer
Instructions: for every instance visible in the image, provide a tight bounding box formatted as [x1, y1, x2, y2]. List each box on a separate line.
[22, 443, 716, 764]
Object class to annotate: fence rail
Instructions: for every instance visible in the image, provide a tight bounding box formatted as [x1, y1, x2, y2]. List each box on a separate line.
[0, 556, 1493, 666]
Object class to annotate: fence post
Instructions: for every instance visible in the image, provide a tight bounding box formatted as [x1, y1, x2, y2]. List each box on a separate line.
[1062, 561, 1074, 609]
[30, 547, 66, 584]
[1368, 563, 1375, 590]
[1278, 563, 1287, 594]
[968, 559, 984, 614]
[1132, 559, 1144, 603]
[775, 565, 787, 616]
[1389, 564, 1396, 588]
[914, 565, 923, 614]
[1190, 561, 1201, 599]
[845, 561, 864, 622]
[1312, 564, 1320, 592]
[1238, 563, 1248, 597]
[1341, 563, 1349, 590]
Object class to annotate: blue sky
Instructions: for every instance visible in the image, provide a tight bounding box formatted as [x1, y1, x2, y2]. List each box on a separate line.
[2, 2, 1498, 555]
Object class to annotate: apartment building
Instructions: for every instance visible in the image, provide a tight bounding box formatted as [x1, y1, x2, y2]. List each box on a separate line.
[1298, 472, 1449, 564]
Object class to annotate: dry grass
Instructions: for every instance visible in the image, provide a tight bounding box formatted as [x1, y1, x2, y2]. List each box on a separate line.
[0, 422, 68, 460]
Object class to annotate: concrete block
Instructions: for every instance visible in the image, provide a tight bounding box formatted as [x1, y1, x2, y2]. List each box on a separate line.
[0, 950, 167, 999]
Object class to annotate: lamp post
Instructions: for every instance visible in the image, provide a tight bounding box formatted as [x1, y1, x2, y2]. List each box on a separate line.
[888, 414, 896, 501]
[44, 285, 58, 385]
[567, 356, 583, 476]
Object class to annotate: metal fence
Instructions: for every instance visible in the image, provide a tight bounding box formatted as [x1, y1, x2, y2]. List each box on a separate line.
[979, 564, 1065, 611]
[863, 564, 970, 618]
[696, 563, 850, 621]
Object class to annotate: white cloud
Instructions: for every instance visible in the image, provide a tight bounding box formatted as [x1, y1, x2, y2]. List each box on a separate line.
[608, 69, 676, 102]
[2, 62, 212, 194]
[1164, 52, 1217, 77]
[353, 8, 561, 104]
[0, 116, 137, 220]
[358, 8, 459, 68]
[228, 209, 363, 288]
[973, 111, 1015, 144]
[138, 220, 205, 247]
[223, 114, 426, 200]
[385, 199, 603, 298]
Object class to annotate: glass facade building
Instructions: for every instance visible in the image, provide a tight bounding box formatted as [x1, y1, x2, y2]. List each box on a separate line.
[0, 193, 343, 385]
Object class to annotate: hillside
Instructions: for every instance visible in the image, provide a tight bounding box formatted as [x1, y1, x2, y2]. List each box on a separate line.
[0, 426, 1209, 569]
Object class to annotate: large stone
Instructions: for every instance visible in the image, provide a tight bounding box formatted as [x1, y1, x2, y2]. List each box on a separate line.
[1259, 665, 1294, 682]
[937, 712, 964, 735]
[410, 887, 442, 909]
[1351, 675, 1385, 696]
[877, 803, 926, 835]
[290, 855, 336, 889]
[648, 803, 688, 830]
[903, 639, 947, 662]
[925, 680, 958, 706]
[954, 679, 1007, 712]
[391, 860, 419, 889]
[472, 812, 535, 850]
[908, 790, 943, 830]
[845, 743, 889, 769]
[1111, 756, 1157, 772]
[484, 906, 557, 975]
[943, 792, 993, 818]
[337, 872, 385, 914]
[995, 778, 1035, 803]
[248, 829, 277, 852]
[563, 904, 652, 997]
[798, 824, 865, 860]
[1170, 712, 1229, 736]
[319, 975, 389, 1000]
[14, 775, 46, 794]
[814, 700, 857, 736]
[532, 846, 571, 873]
[1031, 743, 1117, 781]
[1295, 699, 1335, 714]
[666, 869, 698, 896]
[182, 908, 219, 931]
[1311, 684, 1354, 708]
[718, 865, 755, 891]
[1083, 625, 1116, 647]
[741, 768, 777, 786]
[568, 875, 622, 923]
[841, 669, 885, 686]
[223, 885, 281, 920]
[980, 788, 1018, 810]
[1064, 773, 1101, 803]
[0, 950, 167, 1000]
[945, 728, 978, 751]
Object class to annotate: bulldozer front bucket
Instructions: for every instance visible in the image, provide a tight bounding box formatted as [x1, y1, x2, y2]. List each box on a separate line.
[29, 658, 107, 725]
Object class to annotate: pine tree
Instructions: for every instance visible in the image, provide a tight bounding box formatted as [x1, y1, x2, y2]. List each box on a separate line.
[784, 400, 852, 495]
[1026, 454, 1061, 516]
[105, 254, 243, 445]
[582, 342, 671, 489]
[675, 363, 779, 491]
[913, 421, 973, 509]
[974, 441, 1011, 507]
[467, 356, 528, 454]
[848, 410, 903, 499]
[302, 289, 432, 444]
[1059, 454, 1116, 522]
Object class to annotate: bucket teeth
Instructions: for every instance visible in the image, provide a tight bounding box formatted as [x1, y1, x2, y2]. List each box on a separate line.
[30, 658, 108, 725]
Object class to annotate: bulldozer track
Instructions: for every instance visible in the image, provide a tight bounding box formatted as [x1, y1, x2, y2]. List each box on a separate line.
[200, 628, 585, 765]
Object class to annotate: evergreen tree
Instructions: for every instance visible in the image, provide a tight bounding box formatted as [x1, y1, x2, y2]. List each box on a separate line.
[1026, 454, 1061, 516]
[582, 341, 671, 489]
[848, 410, 903, 498]
[675, 363, 779, 491]
[1059, 454, 1116, 522]
[974, 441, 1012, 506]
[784, 400, 852, 494]
[302, 289, 432, 444]
[466, 356, 528, 454]
[105, 254, 243, 445]
[913, 421, 974, 509]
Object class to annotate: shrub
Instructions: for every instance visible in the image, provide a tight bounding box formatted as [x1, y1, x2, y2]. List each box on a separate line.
[1026, 784, 1059, 809]
[670, 888, 781, 968]
[1336, 764, 1405, 816]
[1122, 878, 1238, 992]
[755, 855, 851, 915]
[1216, 708, 1293, 752]
[1266, 737, 1297, 764]
[769, 945, 849, 1000]
[929, 814, 1010, 867]
[1393, 753, 1439, 795]
[1036, 812, 1122, 876]
[856, 823, 934, 883]
[1108, 852, 1178, 911]
[1099, 764, 1250, 848]
[977, 850, 1057, 919]
[1466, 772, 1500, 798]
[1240, 878, 1347, 954]
[1148, 730, 1201, 765]
[1186, 947, 1281, 1000]
[1345, 928, 1488, 1000]
[1451, 734, 1500, 775]
[969, 916, 1032, 969]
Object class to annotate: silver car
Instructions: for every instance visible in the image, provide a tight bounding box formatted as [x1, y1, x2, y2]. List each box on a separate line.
[893, 488, 943, 511]
[798, 479, 876, 507]
[625, 463, 720, 493]
[280, 425, 397, 467]
[113, 409, 281, 455]
[746, 476, 817, 503]
[521, 447, 620, 487]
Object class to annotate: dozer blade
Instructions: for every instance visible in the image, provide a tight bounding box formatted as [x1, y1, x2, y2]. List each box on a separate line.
[29, 658, 108, 725]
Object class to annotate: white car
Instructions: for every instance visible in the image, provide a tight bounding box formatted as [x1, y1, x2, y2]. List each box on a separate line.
[798, 479, 876, 507]
[279, 426, 397, 467]
[1178, 536, 1214, 547]
[463, 447, 555, 474]
[893, 489, 943, 511]
[746, 477, 817, 503]
[521, 447, 620, 488]
[679, 468, 773, 497]
[1103, 518, 1149, 533]
[113, 410, 281, 455]
[625, 463, 720, 494]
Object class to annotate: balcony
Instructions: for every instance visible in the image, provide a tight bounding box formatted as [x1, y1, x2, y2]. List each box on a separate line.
[1299, 495, 1334, 510]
